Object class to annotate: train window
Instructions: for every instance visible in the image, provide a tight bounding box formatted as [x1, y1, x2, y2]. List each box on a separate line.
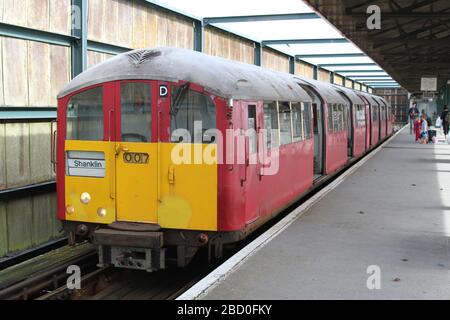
[303, 102, 312, 139]
[327, 104, 332, 133]
[356, 105, 365, 127]
[66, 87, 103, 141]
[171, 87, 216, 143]
[279, 102, 292, 145]
[248, 105, 257, 154]
[372, 106, 379, 122]
[120, 82, 152, 143]
[263, 102, 279, 149]
[291, 102, 303, 141]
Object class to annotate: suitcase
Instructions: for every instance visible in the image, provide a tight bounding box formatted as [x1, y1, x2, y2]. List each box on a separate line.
[428, 130, 437, 142]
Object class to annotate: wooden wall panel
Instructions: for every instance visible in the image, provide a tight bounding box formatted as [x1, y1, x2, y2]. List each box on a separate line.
[1, 0, 70, 34]
[32, 194, 58, 245]
[0, 39, 3, 106]
[28, 42, 51, 106]
[30, 123, 52, 184]
[262, 49, 289, 73]
[5, 123, 31, 188]
[0, 124, 5, 190]
[334, 74, 344, 86]
[88, 0, 194, 50]
[87, 51, 114, 69]
[204, 27, 254, 64]
[295, 62, 314, 79]
[116, 0, 133, 48]
[345, 79, 353, 88]
[318, 69, 330, 83]
[3, 38, 28, 107]
[1, 0, 27, 27]
[1, 37, 69, 107]
[27, 0, 50, 32]
[50, 45, 71, 103]
[0, 203, 7, 257]
[49, 0, 71, 35]
[132, 1, 147, 49]
[6, 198, 33, 252]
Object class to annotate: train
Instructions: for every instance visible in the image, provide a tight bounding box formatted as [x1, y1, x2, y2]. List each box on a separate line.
[55, 47, 394, 272]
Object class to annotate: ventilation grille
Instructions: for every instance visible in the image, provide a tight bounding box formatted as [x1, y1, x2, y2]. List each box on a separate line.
[127, 50, 161, 67]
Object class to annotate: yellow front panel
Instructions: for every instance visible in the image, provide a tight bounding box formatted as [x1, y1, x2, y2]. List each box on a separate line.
[65, 141, 116, 224]
[158, 143, 218, 231]
[116, 143, 158, 223]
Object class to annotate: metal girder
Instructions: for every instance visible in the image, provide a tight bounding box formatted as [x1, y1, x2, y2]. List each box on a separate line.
[313, 66, 318, 80]
[333, 70, 386, 73]
[87, 41, 131, 56]
[289, 56, 295, 74]
[296, 53, 366, 58]
[71, 0, 88, 78]
[262, 38, 348, 45]
[0, 107, 57, 122]
[254, 43, 262, 67]
[319, 63, 377, 67]
[349, 75, 393, 78]
[347, 12, 450, 19]
[194, 20, 204, 52]
[203, 13, 319, 25]
[0, 22, 76, 46]
[359, 78, 396, 82]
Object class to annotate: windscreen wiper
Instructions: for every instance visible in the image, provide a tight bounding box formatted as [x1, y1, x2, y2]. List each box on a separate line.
[171, 82, 190, 116]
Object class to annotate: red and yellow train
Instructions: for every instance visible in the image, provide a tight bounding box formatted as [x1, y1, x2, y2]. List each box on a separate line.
[56, 48, 394, 271]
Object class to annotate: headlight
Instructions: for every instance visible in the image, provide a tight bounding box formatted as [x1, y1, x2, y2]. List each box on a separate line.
[97, 208, 107, 217]
[66, 205, 75, 215]
[80, 192, 91, 204]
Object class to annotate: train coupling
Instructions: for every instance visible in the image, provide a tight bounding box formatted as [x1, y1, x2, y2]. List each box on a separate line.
[94, 228, 165, 272]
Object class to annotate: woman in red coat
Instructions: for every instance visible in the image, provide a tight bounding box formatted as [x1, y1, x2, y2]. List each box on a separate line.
[414, 117, 422, 142]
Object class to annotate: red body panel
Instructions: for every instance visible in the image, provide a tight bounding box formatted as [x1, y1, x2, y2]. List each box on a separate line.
[217, 100, 314, 231]
[353, 123, 366, 158]
[379, 108, 387, 141]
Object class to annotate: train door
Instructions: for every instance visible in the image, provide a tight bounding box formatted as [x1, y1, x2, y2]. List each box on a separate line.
[114, 81, 158, 223]
[242, 101, 262, 224]
[300, 85, 324, 179]
[337, 91, 354, 158]
[64, 84, 117, 224]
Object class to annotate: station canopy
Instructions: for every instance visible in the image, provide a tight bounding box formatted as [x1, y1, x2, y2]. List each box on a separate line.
[148, 0, 399, 89]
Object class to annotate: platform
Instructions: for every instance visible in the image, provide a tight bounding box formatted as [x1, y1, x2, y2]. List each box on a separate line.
[184, 127, 450, 300]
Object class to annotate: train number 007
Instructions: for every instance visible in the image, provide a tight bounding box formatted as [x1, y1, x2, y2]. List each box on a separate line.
[123, 152, 150, 164]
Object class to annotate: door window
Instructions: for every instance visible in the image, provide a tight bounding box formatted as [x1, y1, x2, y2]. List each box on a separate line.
[263, 102, 279, 149]
[66, 87, 103, 141]
[120, 82, 152, 143]
[279, 102, 292, 145]
[248, 105, 257, 154]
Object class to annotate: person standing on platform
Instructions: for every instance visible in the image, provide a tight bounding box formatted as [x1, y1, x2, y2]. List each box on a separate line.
[414, 116, 422, 143]
[408, 103, 419, 134]
[421, 114, 429, 144]
[440, 105, 449, 140]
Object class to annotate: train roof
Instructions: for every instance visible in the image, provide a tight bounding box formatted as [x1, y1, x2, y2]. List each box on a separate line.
[293, 77, 348, 105]
[331, 84, 365, 106]
[58, 47, 312, 103]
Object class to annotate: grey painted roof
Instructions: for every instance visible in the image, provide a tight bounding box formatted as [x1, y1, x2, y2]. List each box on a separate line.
[58, 47, 312, 103]
[331, 84, 365, 106]
[293, 77, 348, 105]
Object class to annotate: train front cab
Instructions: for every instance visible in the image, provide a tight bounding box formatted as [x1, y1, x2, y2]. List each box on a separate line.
[57, 80, 227, 271]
